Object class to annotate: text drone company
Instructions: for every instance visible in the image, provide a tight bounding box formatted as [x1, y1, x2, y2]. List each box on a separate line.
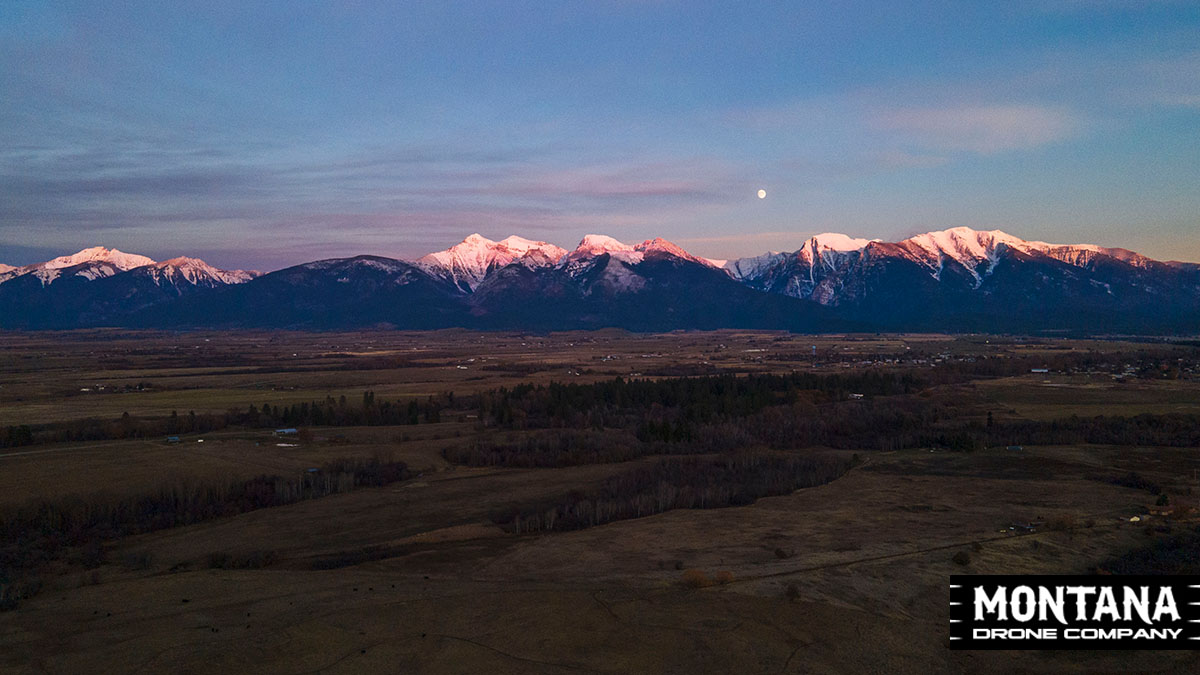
[949, 575, 1200, 650]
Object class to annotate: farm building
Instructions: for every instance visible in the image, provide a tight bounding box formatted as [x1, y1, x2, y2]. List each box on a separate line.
[274, 428, 299, 436]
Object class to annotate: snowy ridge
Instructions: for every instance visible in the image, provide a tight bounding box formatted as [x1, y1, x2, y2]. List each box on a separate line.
[0, 247, 157, 286]
[636, 237, 718, 266]
[413, 227, 1168, 294]
[565, 235, 724, 266]
[141, 257, 259, 286]
[2, 229, 1195, 333]
[565, 234, 641, 263]
[7, 228, 1175, 299]
[302, 256, 412, 274]
[418, 233, 567, 291]
[801, 233, 878, 254]
[895, 226, 1144, 286]
[725, 234, 876, 285]
[0, 264, 23, 285]
[43, 246, 155, 271]
[723, 251, 787, 280]
[899, 227, 1024, 285]
[0, 247, 256, 288]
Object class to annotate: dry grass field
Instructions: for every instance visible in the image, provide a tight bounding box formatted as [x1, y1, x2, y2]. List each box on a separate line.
[1, 330, 1198, 674]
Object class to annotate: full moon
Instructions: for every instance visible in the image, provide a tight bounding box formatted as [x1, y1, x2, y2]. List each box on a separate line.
[757, 189, 766, 199]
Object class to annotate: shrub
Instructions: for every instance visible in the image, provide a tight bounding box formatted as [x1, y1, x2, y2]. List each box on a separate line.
[714, 570, 735, 585]
[681, 569, 713, 588]
[1109, 472, 1162, 495]
[785, 583, 801, 602]
[0, 576, 43, 611]
[774, 547, 791, 559]
[952, 551, 971, 566]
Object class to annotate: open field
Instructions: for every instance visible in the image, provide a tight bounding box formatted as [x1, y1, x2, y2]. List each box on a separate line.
[6, 329, 1185, 426]
[1, 330, 1199, 673]
[976, 375, 1200, 419]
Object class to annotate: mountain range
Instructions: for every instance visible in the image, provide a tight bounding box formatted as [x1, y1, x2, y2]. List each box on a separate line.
[2, 228, 1197, 334]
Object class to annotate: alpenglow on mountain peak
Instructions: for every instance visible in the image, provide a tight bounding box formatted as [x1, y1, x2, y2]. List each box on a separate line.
[416, 233, 568, 292]
[0, 247, 257, 288]
[3, 227, 1194, 333]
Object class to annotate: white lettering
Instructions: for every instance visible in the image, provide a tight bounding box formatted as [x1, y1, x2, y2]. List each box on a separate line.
[975, 586, 1007, 621]
[973, 628, 1058, 640]
[1153, 587, 1180, 622]
[1064, 586, 1096, 621]
[1094, 586, 1120, 621]
[1011, 586, 1036, 622]
[1039, 586, 1067, 624]
[1123, 586, 1152, 624]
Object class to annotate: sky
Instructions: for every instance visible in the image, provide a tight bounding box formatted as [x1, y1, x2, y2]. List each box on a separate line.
[1, 1, 1198, 271]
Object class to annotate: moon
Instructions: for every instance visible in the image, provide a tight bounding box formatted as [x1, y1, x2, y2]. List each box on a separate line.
[757, 189, 766, 199]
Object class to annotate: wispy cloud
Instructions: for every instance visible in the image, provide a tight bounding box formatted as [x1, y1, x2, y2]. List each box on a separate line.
[0, 135, 750, 268]
[871, 104, 1082, 154]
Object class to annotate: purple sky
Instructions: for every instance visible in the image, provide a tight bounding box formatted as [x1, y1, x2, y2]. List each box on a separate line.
[2, 1, 1198, 271]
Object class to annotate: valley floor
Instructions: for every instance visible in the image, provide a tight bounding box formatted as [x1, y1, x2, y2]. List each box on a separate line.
[3, 444, 1198, 674]
[2, 331, 1198, 673]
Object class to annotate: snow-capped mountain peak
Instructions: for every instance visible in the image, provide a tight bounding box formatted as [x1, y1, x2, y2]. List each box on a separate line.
[43, 246, 156, 271]
[897, 226, 1148, 284]
[0, 246, 159, 286]
[899, 226, 1034, 285]
[805, 232, 878, 253]
[564, 234, 642, 265]
[903, 226, 1023, 258]
[0, 229, 1194, 333]
[496, 235, 565, 258]
[0, 246, 260, 288]
[573, 234, 637, 256]
[724, 233, 876, 282]
[146, 257, 259, 285]
[635, 237, 721, 267]
[417, 233, 567, 291]
[636, 237, 687, 256]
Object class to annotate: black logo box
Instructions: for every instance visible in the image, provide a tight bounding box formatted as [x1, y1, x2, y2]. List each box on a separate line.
[950, 575, 1200, 650]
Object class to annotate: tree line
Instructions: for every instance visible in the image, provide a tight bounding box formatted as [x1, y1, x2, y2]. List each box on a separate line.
[0, 457, 410, 611]
[488, 453, 853, 534]
[0, 391, 454, 448]
[478, 371, 925, 430]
